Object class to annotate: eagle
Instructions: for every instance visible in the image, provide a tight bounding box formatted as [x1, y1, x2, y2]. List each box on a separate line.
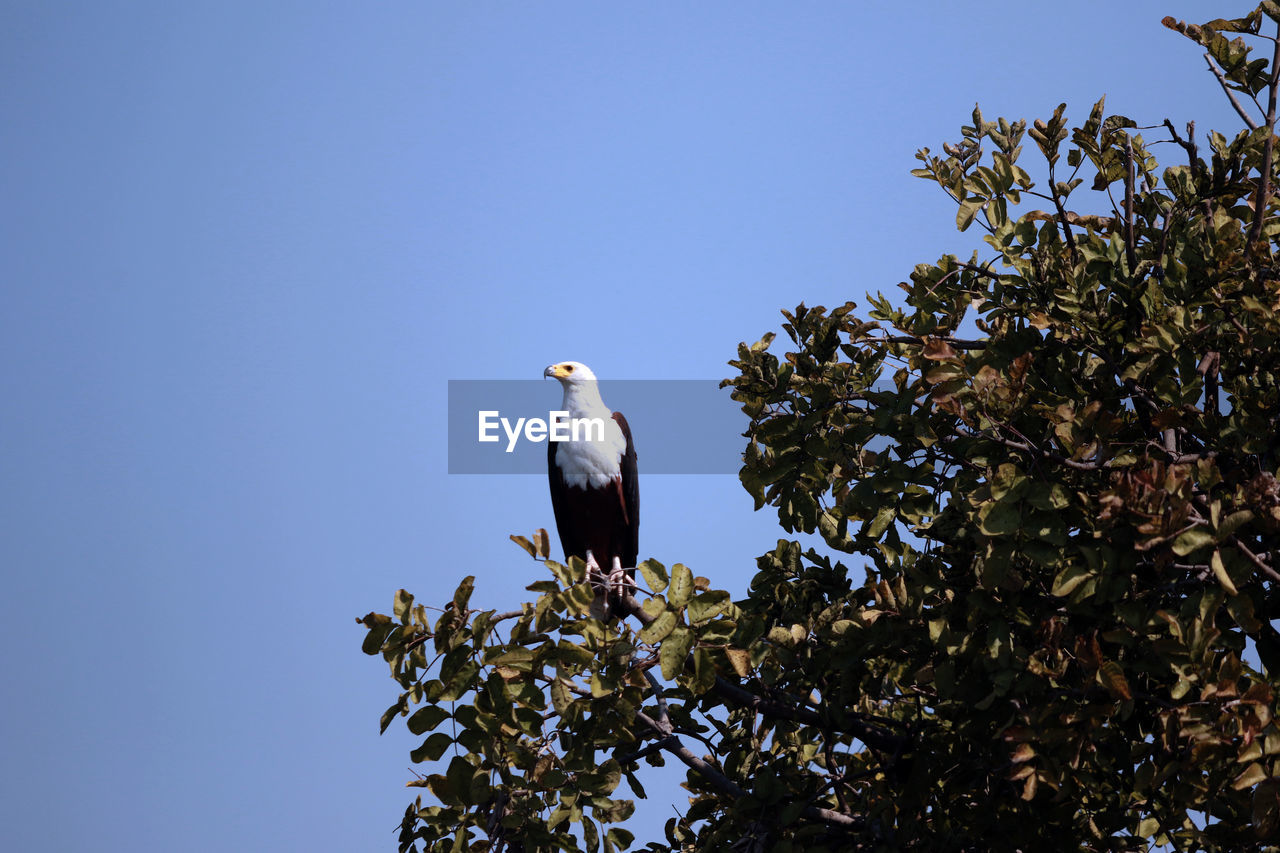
[544, 361, 638, 619]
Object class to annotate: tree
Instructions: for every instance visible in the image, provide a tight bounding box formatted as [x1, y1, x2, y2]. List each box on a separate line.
[359, 6, 1280, 850]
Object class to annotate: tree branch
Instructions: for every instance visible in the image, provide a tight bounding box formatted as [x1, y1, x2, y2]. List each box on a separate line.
[882, 335, 988, 350]
[620, 596, 907, 754]
[952, 430, 1105, 471]
[1189, 495, 1280, 583]
[632, 710, 739, 792]
[631, 709, 866, 830]
[1249, 23, 1280, 246]
[1123, 137, 1138, 274]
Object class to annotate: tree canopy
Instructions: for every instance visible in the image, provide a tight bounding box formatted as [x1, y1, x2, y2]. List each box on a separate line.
[360, 6, 1280, 850]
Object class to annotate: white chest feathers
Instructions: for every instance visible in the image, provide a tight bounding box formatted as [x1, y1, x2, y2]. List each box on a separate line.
[554, 415, 627, 489]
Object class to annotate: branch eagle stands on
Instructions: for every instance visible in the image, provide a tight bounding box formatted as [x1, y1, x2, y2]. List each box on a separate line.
[544, 361, 639, 620]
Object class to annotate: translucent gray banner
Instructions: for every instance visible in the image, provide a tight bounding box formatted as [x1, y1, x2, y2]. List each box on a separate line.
[447, 380, 746, 474]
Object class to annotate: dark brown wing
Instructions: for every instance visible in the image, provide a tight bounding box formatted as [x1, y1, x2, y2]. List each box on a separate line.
[547, 440, 583, 560]
[611, 411, 639, 569]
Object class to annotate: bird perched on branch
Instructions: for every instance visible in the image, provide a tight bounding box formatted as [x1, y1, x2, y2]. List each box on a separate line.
[544, 361, 638, 619]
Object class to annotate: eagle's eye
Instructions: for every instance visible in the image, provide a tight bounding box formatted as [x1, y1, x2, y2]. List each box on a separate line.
[564, 364, 575, 373]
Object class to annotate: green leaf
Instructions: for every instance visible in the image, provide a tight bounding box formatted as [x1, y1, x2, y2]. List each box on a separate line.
[407, 705, 449, 735]
[1217, 510, 1254, 541]
[978, 499, 1021, 536]
[1098, 661, 1132, 700]
[1235, 762, 1269, 791]
[1051, 563, 1094, 597]
[639, 610, 678, 644]
[555, 639, 595, 668]
[361, 620, 396, 655]
[410, 732, 453, 763]
[451, 576, 475, 612]
[1211, 549, 1238, 595]
[488, 646, 536, 670]
[687, 590, 731, 624]
[640, 595, 666, 621]
[691, 648, 717, 694]
[550, 678, 572, 714]
[590, 671, 617, 698]
[379, 696, 407, 734]
[1172, 526, 1214, 556]
[439, 659, 479, 702]
[660, 627, 694, 680]
[606, 828, 635, 851]
[638, 559, 669, 593]
[445, 756, 479, 806]
[509, 534, 536, 557]
[394, 589, 415, 622]
[957, 197, 983, 232]
[1254, 778, 1280, 840]
[867, 505, 896, 539]
[669, 564, 694, 608]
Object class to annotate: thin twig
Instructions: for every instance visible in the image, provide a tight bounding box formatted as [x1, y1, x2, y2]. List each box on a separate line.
[644, 668, 670, 729]
[492, 609, 526, 623]
[1205, 54, 1261, 130]
[1233, 537, 1280, 583]
[1163, 119, 1201, 176]
[1048, 162, 1079, 263]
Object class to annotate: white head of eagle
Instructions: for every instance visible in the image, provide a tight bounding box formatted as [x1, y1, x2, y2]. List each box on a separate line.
[544, 361, 639, 618]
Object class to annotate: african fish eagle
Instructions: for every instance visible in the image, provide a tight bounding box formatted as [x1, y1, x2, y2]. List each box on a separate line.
[544, 361, 638, 619]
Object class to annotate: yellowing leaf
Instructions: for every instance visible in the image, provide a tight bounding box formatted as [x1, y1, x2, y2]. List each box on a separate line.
[669, 564, 694, 608]
[660, 627, 694, 680]
[638, 610, 678, 644]
[725, 648, 752, 677]
[1051, 564, 1093, 597]
[1234, 762, 1269, 791]
[1172, 526, 1214, 556]
[922, 336, 959, 360]
[1099, 661, 1132, 700]
[638, 559, 669, 594]
[1211, 548, 1238, 595]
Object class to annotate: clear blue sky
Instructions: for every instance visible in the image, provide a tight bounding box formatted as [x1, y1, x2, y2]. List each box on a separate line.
[0, 2, 1246, 849]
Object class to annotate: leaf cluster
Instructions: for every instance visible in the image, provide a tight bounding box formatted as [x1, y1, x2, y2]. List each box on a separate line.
[359, 537, 882, 852]
[721, 7, 1280, 847]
